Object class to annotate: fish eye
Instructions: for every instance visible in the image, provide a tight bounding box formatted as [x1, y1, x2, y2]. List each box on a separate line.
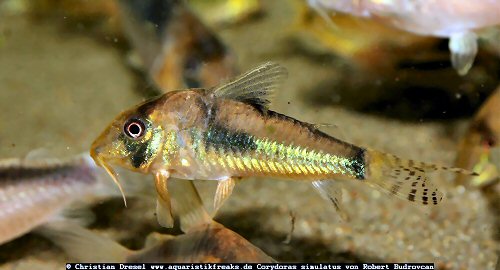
[124, 118, 146, 139]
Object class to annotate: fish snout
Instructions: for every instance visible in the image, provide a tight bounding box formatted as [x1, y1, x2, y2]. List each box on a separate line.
[90, 142, 104, 167]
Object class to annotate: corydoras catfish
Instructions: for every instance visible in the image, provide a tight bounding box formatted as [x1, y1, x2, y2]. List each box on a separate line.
[90, 62, 476, 227]
[0, 153, 125, 245]
[39, 180, 275, 263]
[117, 0, 237, 90]
[308, 0, 500, 75]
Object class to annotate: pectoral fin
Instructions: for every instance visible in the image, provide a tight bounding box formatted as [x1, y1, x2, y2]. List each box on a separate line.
[214, 177, 236, 212]
[312, 180, 349, 221]
[449, 32, 478, 76]
[154, 171, 174, 228]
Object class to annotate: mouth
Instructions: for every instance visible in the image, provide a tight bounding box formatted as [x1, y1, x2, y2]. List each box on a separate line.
[91, 148, 128, 207]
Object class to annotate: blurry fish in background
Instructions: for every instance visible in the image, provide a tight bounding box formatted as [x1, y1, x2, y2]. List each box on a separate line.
[292, 1, 500, 121]
[117, 0, 238, 91]
[293, 4, 434, 70]
[187, 0, 263, 27]
[26, 0, 238, 91]
[307, 0, 500, 75]
[455, 85, 500, 188]
[39, 180, 275, 263]
[27, 0, 122, 35]
[90, 62, 477, 228]
[0, 153, 142, 245]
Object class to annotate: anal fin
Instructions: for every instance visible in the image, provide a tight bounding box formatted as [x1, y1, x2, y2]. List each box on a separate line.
[214, 177, 236, 212]
[312, 180, 349, 221]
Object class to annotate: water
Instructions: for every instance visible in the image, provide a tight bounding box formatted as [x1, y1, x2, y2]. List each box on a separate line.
[0, 0, 498, 268]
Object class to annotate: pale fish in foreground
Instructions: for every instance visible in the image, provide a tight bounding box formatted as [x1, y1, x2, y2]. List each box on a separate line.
[0, 153, 125, 245]
[40, 180, 275, 263]
[307, 0, 500, 75]
[90, 62, 477, 228]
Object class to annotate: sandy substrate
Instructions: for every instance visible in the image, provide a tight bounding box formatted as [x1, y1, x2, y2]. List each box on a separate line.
[0, 1, 498, 269]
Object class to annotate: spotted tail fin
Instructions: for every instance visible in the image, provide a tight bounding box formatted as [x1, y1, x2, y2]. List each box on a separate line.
[364, 149, 477, 206]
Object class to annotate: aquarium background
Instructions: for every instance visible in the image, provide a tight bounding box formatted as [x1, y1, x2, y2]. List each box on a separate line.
[0, 0, 498, 269]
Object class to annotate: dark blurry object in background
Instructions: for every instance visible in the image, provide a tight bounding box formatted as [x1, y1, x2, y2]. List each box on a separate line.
[28, 0, 238, 92]
[118, 0, 237, 90]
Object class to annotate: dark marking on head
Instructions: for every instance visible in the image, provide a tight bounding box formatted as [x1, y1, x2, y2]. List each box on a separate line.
[119, 122, 159, 169]
[409, 171, 416, 176]
[130, 143, 151, 168]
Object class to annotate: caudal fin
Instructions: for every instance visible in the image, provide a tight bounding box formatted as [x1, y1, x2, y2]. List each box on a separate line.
[365, 150, 477, 205]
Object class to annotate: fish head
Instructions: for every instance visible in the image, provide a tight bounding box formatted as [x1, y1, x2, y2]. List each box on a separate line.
[91, 97, 166, 175]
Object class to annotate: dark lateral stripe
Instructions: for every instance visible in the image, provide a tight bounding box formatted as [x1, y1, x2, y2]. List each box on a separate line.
[351, 148, 366, 180]
[0, 164, 94, 184]
[204, 125, 257, 153]
[0, 166, 70, 180]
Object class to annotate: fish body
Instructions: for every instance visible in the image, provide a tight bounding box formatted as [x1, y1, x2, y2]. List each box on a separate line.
[309, 0, 500, 36]
[308, 0, 500, 75]
[91, 62, 476, 227]
[39, 177, 274, 263]
[128, 222, 275, 263]
[118, 0, 237, 90]
[0, 154, 103, 245]
[148, 93, 366, 182]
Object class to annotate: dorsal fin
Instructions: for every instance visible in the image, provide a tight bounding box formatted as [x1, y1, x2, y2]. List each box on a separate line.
[209, 62, 288, 109]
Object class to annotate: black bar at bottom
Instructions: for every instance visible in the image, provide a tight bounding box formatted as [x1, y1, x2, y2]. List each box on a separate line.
[65, 263, 436, 270]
